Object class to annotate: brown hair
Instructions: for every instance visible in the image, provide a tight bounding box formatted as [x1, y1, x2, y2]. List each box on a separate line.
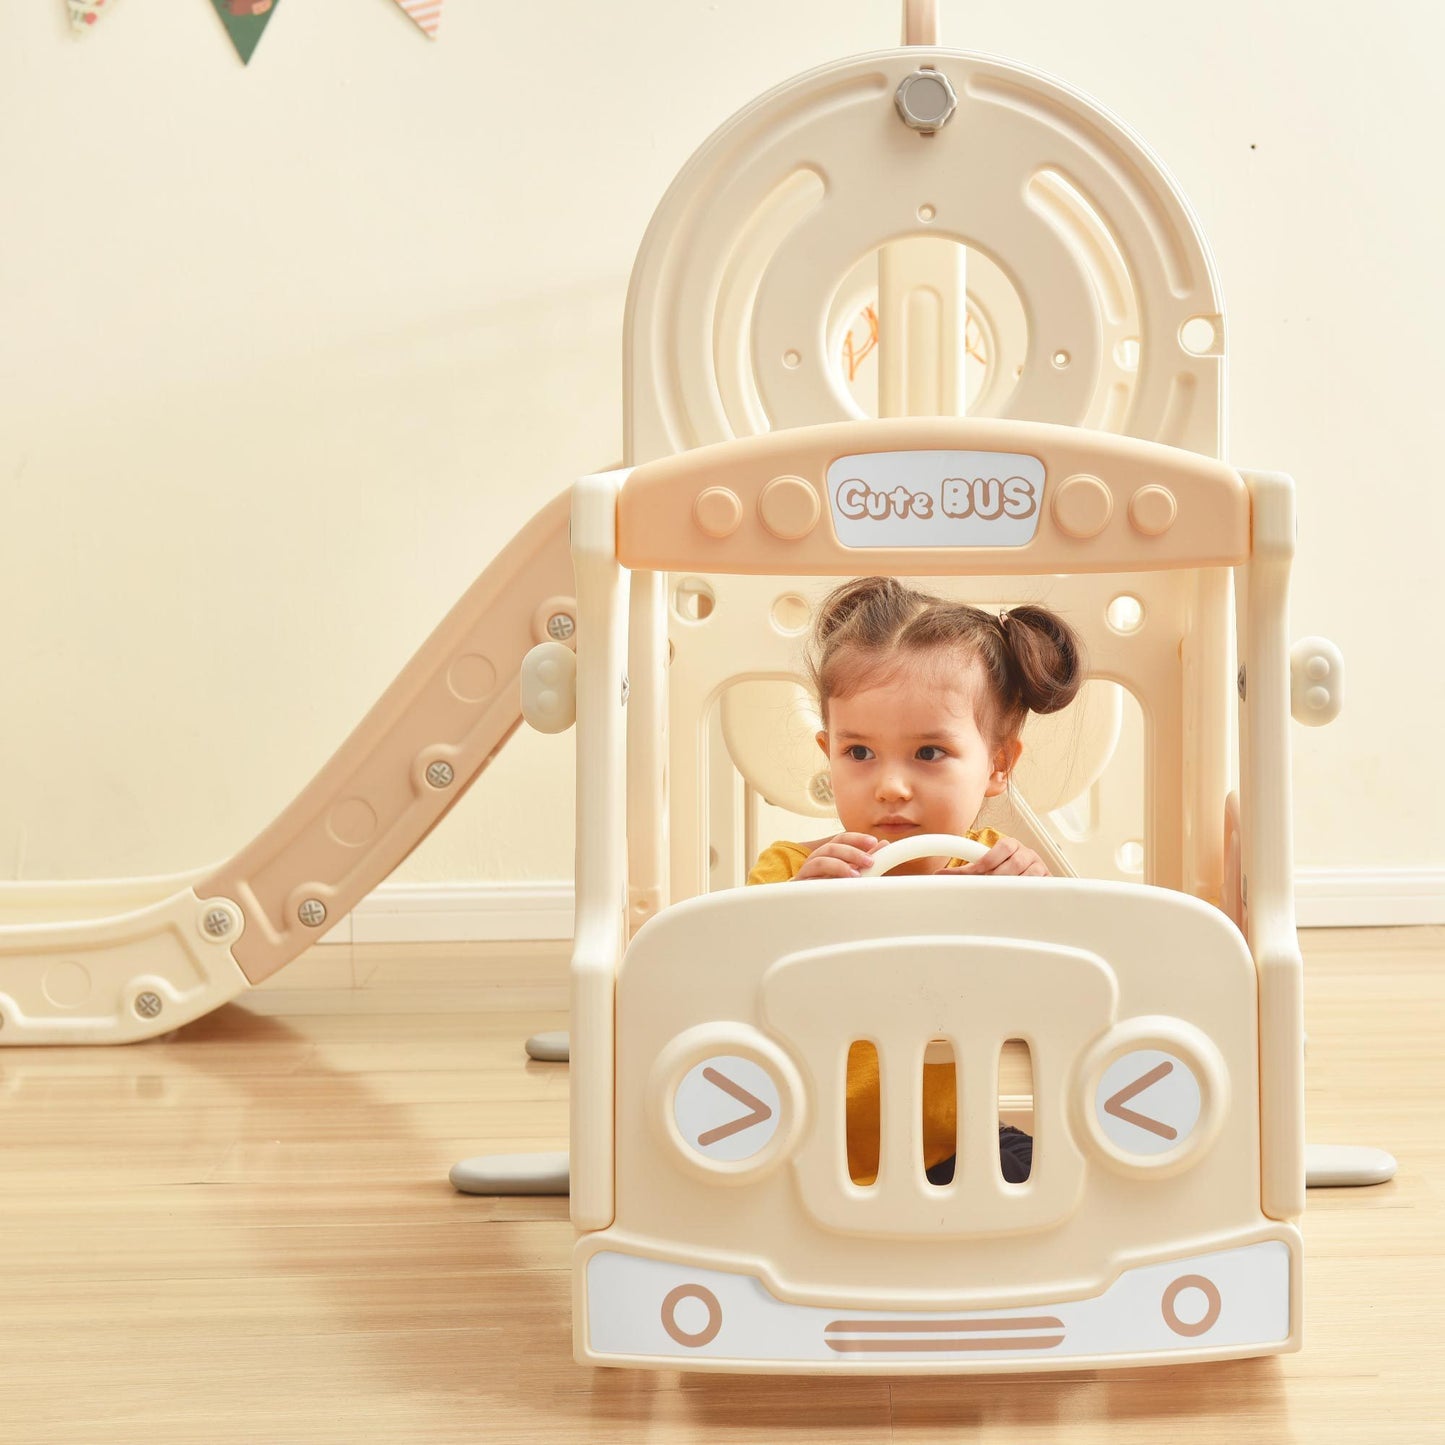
[807, 576, 1086, 745]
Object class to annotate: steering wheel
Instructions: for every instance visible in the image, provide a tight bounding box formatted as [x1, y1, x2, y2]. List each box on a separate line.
[865, 833, 992, 876]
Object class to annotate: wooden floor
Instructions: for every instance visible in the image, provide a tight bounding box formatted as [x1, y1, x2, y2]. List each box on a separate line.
[2, 927, 1441, 1444]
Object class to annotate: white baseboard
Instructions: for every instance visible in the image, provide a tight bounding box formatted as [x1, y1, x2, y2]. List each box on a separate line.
[318, 882, 574, 944]
[317, 870, 1445, 944]
[1295, 868, 1445, 928]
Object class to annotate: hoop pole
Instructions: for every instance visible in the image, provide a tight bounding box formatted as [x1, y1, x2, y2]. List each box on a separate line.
[903, 0, 939, 46]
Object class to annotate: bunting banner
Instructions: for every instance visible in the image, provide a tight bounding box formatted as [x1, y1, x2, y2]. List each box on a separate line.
[68, 0, 119, 30]
[392, 0, 444, 39]
[209, 0, 282, 65]
[67, 0, 444, 57]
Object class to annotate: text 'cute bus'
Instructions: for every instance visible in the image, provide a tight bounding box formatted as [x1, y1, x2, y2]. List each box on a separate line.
[834, 475, 1040, 523]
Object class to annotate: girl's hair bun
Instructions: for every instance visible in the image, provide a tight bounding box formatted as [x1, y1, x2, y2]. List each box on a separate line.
[997, 605, 1085, 717]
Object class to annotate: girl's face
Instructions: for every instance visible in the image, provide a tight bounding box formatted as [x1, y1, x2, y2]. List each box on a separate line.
[817, 657, 1020, 874]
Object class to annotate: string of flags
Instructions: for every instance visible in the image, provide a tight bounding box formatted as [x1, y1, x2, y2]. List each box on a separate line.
[67, 0, 445, 61]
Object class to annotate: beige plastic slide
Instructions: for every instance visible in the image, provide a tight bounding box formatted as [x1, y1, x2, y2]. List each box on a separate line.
[0, 491, 575, 1045]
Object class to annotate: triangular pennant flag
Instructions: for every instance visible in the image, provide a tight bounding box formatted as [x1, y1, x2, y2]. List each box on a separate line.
[210, 0, 282, 66]
[392, 0, 444, 40]
[68, 0, 119, 32]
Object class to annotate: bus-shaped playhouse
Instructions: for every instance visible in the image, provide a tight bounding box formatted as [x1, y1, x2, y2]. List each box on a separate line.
[0, 14, 1356, 1376]
[542, 418, 1315, 1372]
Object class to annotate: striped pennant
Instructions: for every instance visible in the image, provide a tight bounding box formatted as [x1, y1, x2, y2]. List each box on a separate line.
[68, 0, 119, 31]
[392, 0, 444, 39]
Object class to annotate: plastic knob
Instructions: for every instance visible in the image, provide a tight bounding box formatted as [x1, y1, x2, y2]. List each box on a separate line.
[694, 487, 743, 539]
[1129, 485, 1177, 537]
[1053, 475, 1113, 539]
[521, 641, 577, 733]
[758, 476, 820, 540]
[1289, 637, 1343, 726]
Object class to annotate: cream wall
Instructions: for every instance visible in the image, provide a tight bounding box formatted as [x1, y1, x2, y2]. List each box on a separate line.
[2, 1, 1441, 899]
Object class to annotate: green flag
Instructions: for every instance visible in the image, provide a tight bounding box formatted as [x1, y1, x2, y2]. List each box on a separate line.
[210, 0, 282, 65]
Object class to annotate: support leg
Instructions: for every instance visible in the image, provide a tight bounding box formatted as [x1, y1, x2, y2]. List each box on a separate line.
[524, 1031, 570, 1061]
[1305, 1144, 1397, 1187]
[449, 1032, 571, 1193]
[449, 1152, 569, 1195]
[448, 1144, 1393, 1199]
[488, 1047, 1395, 1193]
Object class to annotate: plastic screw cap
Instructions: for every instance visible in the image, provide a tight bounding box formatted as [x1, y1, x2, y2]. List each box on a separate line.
[1053, 475, 1113, 539]
[895, 69, 958, 131]
[758, 476, 820, 540]
[1129, 485, 1178, 537]
[532, 596, 577, 647]
[200, 901, 242, 941]
[694, 487, 743, 539]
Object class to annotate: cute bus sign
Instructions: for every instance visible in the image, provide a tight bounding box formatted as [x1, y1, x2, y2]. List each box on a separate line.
[825, 450, 1046, 548]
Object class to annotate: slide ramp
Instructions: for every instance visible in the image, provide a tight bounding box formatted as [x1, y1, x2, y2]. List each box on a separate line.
[0, 491, 573, 1044]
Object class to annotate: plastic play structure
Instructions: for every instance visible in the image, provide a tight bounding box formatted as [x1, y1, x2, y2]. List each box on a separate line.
[1, 0, 1398, 1371]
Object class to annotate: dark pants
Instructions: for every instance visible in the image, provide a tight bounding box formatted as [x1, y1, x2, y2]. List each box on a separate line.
[925, 1126, 1033, 1185]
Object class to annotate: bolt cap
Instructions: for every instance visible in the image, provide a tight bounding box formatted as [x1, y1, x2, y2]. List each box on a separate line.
[895, 69, 958, 131]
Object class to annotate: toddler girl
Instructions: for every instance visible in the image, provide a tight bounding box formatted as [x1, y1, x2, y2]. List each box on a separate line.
[747, 576, 1085, 1187]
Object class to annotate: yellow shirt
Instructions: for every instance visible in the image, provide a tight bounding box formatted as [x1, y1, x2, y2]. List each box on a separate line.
[745, 828, 1001, 1184]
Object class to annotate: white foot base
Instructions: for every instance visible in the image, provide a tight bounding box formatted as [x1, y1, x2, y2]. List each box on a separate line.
[449, 1150, 569, 1195]
[1305, 1144, 1397, 1187]
[451, 1145, 1393, 1194]
[525, 1031, 570, 1062]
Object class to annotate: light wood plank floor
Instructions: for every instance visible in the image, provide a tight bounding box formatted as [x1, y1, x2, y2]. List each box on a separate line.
[2, 928, 1441, 1444]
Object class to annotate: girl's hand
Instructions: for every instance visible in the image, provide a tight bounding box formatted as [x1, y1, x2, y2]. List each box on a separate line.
[942, 835, 1049, 878]
[792, 832, 882, 880]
